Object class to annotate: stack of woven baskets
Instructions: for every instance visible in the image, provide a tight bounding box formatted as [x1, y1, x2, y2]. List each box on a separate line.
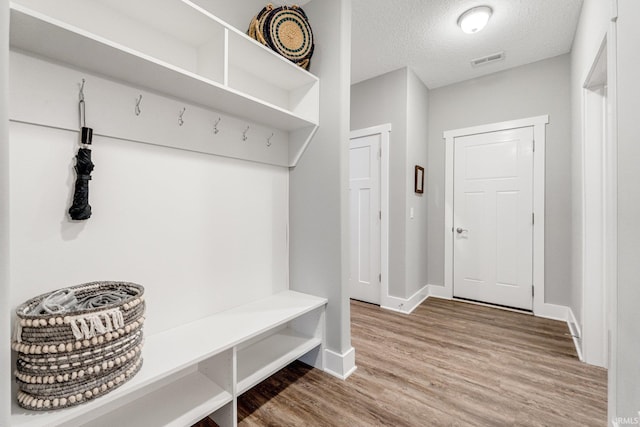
[248, 3, 314, 70]
[11, 281, 145, 411]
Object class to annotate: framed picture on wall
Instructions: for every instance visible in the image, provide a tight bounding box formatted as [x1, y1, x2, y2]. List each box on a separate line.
[415, 165, 424, 194]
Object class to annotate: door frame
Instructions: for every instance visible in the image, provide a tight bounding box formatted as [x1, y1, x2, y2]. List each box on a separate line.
[349, 124, 390, 305]
[582, 36, 609, 368]
[443, 115, 553, 317]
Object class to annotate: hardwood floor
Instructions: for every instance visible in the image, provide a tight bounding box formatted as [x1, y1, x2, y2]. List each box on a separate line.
[196, 298, 607, 426]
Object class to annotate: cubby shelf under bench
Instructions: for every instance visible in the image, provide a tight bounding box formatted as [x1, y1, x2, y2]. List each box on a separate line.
[11, 290, 327, 427]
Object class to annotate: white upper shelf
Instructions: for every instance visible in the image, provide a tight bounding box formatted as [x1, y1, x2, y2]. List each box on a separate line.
[9, 1, 319, 132]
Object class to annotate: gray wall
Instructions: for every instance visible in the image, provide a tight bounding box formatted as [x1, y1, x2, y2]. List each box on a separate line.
[615, 0, 640, 419]
[427, 54, 572, 307]
[351, 68, 408, 298]
[405, 70, 429, 297]
[0, 0, 9, 423]
[290, 0, 353, 354]
[350, 67, 430, 299]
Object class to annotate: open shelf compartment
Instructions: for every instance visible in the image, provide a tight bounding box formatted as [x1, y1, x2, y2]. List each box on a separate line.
[237, 329, 322, 395]
[226, 30, 319, 124]
[9, 4, 315, 132]
[79, 371, 232, 427]
[11, 0, 227, 84]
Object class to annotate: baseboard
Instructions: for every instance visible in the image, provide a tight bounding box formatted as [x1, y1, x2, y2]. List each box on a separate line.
[534, 303, 569, 322]
[381, 285, 429, 314]
[323, 347, 356, 380]
[427, 284, 451, 299]
[567, 307, 584, 362]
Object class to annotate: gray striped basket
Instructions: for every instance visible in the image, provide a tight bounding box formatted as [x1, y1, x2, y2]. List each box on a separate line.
[11, 281, 145, 411]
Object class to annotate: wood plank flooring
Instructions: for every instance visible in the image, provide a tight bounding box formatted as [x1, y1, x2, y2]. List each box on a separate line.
[196, 298, 607, 426]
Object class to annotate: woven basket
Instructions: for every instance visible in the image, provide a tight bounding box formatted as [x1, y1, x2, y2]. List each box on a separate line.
[248, 4, 314, 70]
[12, 281, 145, 411]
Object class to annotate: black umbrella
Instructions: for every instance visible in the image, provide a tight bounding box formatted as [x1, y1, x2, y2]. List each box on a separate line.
[68, 80, 94, 221]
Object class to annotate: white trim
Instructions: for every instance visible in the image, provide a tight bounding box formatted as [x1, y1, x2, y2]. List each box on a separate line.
[349, 124, 391, 140]
[350, 124, 391, 307]
[534, 303, 568, 322]
[568, 307, 583, 338]
[427, 284, 451, 299]
[443, 115, 549, 314]
[323, 347, 356, 380]
[581, 37, 608, 368]
[568, 307, 584, 362]
[381, 285, 429, 314]
[606, 4, 618, 423]
[443, 115, 550, 140]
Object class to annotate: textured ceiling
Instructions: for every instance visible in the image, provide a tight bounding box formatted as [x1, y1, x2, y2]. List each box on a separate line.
[351, 0, 584, 89]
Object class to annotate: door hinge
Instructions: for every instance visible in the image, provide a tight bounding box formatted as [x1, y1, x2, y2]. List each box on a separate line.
[532, 140, 536, 152]
[378, 148, 382, 158]
[532, 287, 535, 297]
[532, 212, 535, 225]
[379, 211, 382, 220]
[379, 273, 381, 282]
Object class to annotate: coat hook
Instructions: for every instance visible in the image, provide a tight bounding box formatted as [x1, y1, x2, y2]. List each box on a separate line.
[135, 95, 143, 116]
[242, 126, 250, 141]
[79, 79, 86, 128]
[79, 79, 86, 102]
[178, 107, 186, 126]
[214, 117, 221, 134]
[266, 132, 274, 147]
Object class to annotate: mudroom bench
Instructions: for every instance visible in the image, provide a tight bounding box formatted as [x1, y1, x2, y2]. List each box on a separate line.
[10, 290, 327, 427]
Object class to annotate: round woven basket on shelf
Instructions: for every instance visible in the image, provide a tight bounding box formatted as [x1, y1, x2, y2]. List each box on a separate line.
[11, 281, 146, 411]
[248, 4, 314, 70]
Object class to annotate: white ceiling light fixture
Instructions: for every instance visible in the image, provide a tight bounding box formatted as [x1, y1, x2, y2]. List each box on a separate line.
[458, 6, 493, 34]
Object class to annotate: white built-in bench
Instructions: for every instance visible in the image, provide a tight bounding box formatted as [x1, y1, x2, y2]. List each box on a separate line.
[10, 290, 327, 427]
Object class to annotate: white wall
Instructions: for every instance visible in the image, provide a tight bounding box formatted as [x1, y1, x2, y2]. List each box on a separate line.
[9, 122, 289, 336]
[0, 0, 10, 424]
[351, 68, 407, 298]
[427, 54, 572, 307]
[290, 0, 353, 356]
[405, 69, 429, 297]
[350, 67, 430, 299]
[615, 0, 640, 419]
[6, 5, 293, 339]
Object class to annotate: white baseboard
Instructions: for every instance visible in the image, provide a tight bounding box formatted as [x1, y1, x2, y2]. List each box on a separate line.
[427, 284, 451, 299]
[567, 307, 583, 362]
[381, 285, 429, 314]
[324, 347, 356, 380]
[567, 307, 582, 337]
[534, 303, 569, 322]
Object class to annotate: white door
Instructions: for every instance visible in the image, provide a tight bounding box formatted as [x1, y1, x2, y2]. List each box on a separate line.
[453, 127, 534, 310]
[349, 132, 381, 304]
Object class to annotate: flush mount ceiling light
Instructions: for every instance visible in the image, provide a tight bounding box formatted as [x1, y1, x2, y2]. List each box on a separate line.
[458, 6, 493, 34]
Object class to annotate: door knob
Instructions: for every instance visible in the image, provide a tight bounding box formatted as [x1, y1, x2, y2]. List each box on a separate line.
[456, 228, 468, 234]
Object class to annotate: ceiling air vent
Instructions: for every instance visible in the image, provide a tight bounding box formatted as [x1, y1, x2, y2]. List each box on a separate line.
[471, 51, 505, 67]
